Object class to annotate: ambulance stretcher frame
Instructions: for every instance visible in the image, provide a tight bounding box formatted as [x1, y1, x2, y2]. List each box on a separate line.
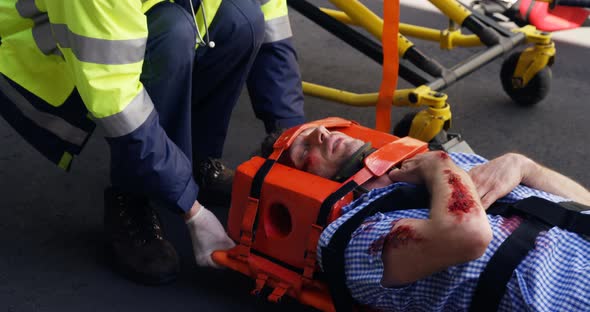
[288, 0, 556, 143]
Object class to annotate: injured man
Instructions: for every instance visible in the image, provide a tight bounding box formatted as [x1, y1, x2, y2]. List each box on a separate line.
[196, 121, 590, 311]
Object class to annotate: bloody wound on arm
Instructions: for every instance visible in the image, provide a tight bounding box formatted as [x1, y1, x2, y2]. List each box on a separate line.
[444, 169, 477, 219]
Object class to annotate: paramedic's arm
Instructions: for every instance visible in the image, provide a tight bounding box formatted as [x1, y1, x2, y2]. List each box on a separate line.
[246, 1, 304, 133]
[381, 152, 492, 287]
[469, 153, 590, 208]
[57, 1, 197, 214]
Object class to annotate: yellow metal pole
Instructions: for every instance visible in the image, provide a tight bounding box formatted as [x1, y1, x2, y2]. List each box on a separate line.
[428, 0, 472, 24]
[399, 23, 481, 48]
[329, 0, 384, 40]
[319, 8, 356, 25]
[399, 23, 441, 41]
[303, 82, 418, 108]
[452, 34, 482, 47]
[303, 82, 378, 106]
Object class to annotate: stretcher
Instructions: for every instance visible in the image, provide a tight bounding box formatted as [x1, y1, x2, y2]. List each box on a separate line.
[212, 117, 428, 311]
[211, 120, 590, 311]
[287, 0, 556, 142]
[210, 116, 590, 311]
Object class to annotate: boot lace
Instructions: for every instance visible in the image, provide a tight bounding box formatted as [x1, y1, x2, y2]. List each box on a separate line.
[198, 157, 226, 183]
[114, 194, 163, 245]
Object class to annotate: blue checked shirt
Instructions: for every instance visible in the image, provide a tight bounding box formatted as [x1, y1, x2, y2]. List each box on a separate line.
[317, 153, 590, 311]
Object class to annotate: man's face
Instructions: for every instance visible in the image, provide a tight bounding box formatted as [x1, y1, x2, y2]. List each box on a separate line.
[286, 126, 365, 179]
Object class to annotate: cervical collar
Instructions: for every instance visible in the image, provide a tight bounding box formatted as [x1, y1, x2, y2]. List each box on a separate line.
[331, 142, 374, 183]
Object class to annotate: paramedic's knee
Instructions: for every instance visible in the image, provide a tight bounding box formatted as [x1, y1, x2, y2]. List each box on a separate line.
[144, 2, 197, 73]
[213, 0, 265, 52]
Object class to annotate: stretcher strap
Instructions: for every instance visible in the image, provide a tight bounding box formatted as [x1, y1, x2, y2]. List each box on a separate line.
[488, 196, 590, 235]
[250, 159, 276, 198]
[236, 196, 259, 259]
[307, 161, 393, 281]
[238, 159, 276, 259]
[469, 219, 547, 312]
[301, 181, 362, 282]
[318, 135, 428, 226]
[472, 197, 590, 311]
[302, 224, 323, 281]
[376, 0, 400, 132]
[322, 185, 426, 312]
[317, 180, 360, 227]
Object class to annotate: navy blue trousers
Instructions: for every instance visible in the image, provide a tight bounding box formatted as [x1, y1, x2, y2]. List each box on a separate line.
[142, 0, 264, 165]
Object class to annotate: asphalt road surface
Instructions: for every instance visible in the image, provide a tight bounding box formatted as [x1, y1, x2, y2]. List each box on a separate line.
[1, 1, 589, 311]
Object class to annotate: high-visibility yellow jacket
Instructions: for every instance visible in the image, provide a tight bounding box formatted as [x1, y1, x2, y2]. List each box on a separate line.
[0, 0, 296, 212]
[258, 0, 291, 43]
[0, 0, 221, 212]
[0, 0, 220, 124]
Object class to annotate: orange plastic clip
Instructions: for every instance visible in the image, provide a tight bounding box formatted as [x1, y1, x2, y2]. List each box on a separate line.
[251, 273, 269, 296]
[268, 282, 290, 303]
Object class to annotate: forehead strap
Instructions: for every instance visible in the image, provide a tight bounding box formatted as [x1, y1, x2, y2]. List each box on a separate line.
[268, 117, 357, 161]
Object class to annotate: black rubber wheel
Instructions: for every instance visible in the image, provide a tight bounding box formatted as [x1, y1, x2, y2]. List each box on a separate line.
[500, 52, 552, 106]
[393, 112, 417, 137]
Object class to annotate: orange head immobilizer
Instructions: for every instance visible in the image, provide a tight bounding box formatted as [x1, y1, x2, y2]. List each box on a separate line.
[212, 117, 428, 311]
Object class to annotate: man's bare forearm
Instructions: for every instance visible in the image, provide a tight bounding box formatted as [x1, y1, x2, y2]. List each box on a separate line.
[424, 153, 492, 259]
[521, 155, 590, 205]
[382, 152, 492, 286]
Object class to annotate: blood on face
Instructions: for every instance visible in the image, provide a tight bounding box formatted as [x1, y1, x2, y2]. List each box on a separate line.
[302, 154, 315, 172]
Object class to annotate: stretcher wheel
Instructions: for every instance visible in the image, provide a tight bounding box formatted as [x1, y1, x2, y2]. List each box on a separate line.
[500, 52, 552, 106]
[393, 112, 416, 138]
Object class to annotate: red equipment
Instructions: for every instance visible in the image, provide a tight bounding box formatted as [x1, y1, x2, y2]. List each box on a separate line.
[212, 117, 428, 311]
[520, 0, 589, 31]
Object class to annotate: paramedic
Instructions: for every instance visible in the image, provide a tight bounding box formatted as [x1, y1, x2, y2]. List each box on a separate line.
[271, 125, 590, 311]
[0, 0, 303, 286]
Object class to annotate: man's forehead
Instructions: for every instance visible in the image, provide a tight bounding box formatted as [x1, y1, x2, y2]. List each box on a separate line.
[289, 129, 312, 152]
[285, 128, 317, 162]
[298, 127, 316, 137]
[288, 127, 316, 146]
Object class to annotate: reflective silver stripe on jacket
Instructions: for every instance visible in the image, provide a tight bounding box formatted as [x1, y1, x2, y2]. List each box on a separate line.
[264, 15, 292, 43]
[15, 0, 42, 18]
[32, 21, 62, 55]
[16, 1, 146, 63]
[16, 0, 62, 56]
[0, 75, 88, 146]
[51, 24, 146, 65]
[257, 0, 271, 5]
[96, 88, 155, 138]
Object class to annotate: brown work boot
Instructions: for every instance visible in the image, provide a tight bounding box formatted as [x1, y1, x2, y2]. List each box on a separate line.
[104, 187, 179, 285]
[194, 157, 234, 207]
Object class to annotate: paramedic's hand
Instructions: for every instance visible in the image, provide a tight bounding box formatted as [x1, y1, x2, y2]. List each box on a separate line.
[389, 151, 453, 185]
[185, 201, 235, 268]
[468, 153, 529, 209]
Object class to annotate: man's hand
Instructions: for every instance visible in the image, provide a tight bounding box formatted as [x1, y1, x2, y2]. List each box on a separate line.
[388, 151, 452, 185]
[468, 153, 531, 209]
